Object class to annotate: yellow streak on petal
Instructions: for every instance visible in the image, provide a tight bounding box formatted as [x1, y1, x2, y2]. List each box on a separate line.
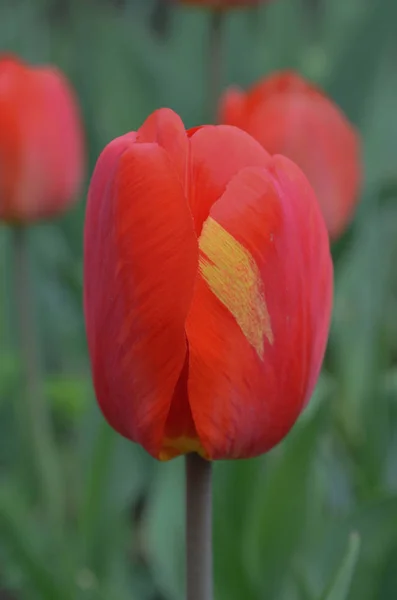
[199, 217, 273, 360]
[159, 437, 208, 461]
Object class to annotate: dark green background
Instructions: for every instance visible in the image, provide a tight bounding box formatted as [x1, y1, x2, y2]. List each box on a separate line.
[1, 0, 397, 598]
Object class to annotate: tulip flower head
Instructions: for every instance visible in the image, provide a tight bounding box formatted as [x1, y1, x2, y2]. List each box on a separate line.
[84, 108, 333, 461]
[220, 71, 361, 238]
[0, 55, 84, 223]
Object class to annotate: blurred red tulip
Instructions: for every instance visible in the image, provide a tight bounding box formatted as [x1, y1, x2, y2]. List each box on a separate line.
[175, 0, 272, 8]
[0, 55, 84, 223]
[84, 108, 332, 461]
[220, 71, 361, 238]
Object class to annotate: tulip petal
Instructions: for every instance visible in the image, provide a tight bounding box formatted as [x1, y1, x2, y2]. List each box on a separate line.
[220, 71, 361, 238]
[32, 67, 84, 213]
[189, 124, 271, 235]
[0, 59, 23, 219]
[186, 158, 332, 459]
[136, 108, 189, 190]
[84, 139, 198, 457]
[0, 56, 84, 221]
[218, 86, 245, 128]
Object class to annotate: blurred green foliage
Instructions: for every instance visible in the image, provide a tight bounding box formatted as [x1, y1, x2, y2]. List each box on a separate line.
[1, 0, 397, 598]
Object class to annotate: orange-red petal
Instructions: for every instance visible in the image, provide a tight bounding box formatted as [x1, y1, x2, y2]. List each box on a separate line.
[188, 124, 271, 235]
[219, 71, 361, 238]
[218, 86, 246, 128]
[186, 157, 332, 459]
[0, 55, 84, 222]
[32, 67, 84, 214]
[136, 108, 189, 191]
[84, 137, 198, 458]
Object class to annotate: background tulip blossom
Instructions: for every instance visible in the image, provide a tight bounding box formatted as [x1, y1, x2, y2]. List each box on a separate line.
[0, 55, 84, 223]
[220, 71, 361, 239]
[84, 108, 333, 462]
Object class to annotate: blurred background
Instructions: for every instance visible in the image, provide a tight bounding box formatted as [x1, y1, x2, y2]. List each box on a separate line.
[1, 0, 397, 598]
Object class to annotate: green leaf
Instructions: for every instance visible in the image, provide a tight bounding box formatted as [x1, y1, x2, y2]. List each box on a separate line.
[144, 460, 185, 600]
[303, 497, 397, 600]
[213, 457, 263, 600]
[320, 533, 361, 600]
[242, 398, 328, 598]
[78, 419, 116, 570]
[76, 405, 153, 579]
[331, 201, 397, 491]
[0, 488, 72, 600]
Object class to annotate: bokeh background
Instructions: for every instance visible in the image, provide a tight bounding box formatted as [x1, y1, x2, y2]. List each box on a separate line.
[1, 0, 397, 598]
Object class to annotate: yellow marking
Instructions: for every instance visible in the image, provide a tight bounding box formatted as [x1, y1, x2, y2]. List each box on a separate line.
[159, 436, 208, 461]
[199, 217, 273, 360]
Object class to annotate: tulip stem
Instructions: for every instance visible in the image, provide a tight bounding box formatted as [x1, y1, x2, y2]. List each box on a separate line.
[11, 225, 63, 535]
[208, 9, 224, 123]
[185, 453, 213, 600]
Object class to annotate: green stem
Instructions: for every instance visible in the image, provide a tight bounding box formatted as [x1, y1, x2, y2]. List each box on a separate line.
[12, 226, 63, 534]
[208, 9, 224, 123]
[185, 453, 213, 600]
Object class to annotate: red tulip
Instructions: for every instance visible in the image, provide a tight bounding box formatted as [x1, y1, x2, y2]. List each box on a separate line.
[220, 71, 361, 239]
[0, 55, 84, 223]
[84, 108, 332, 461]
